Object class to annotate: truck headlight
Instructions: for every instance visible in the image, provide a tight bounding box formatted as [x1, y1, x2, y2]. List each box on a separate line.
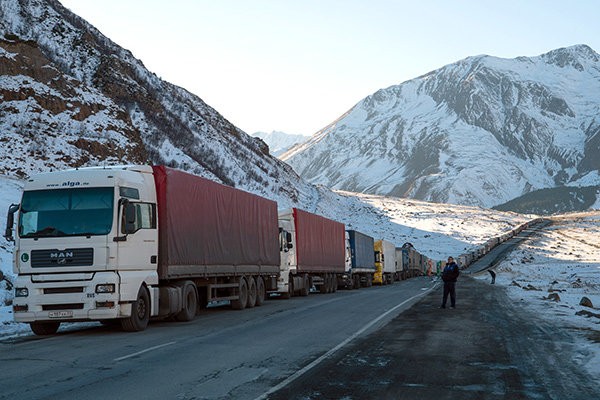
[15, 287, 29, 297]
[95, 284, 116, 293]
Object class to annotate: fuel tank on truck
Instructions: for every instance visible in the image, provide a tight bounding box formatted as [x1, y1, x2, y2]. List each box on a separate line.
[152, 166, 280, 279]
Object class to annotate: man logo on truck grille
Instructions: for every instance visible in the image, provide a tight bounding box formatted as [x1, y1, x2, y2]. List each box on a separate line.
[50, 251, 73, 265]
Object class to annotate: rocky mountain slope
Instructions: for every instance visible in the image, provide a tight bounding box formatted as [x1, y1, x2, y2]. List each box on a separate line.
[282, 45, 600, 208]
[252, 131, 308, 157]
[0, 0, 312, 207]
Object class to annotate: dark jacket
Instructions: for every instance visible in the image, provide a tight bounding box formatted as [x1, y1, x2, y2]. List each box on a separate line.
[442, 262, 460, 283]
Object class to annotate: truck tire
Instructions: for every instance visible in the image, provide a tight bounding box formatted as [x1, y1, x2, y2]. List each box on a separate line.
[231, 277, 248, 310]
[255, 277, 266, 306]
[175, 282, 198, 322]
[319, 274, 328, 294]
[121, 286, 150, 332]
[30, 321, 60, 335]
[353, 275, 361, 289]
[281, 276, 293, 299]
[366, 274, 373, 287]
[247, 276, 257, 308]
[300, 274, 309, 296]
[332, 275, 338, 293]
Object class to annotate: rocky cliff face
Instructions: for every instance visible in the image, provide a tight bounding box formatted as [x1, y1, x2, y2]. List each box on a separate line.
[0, 0, 311, 206]
[282, 45, 600, 208]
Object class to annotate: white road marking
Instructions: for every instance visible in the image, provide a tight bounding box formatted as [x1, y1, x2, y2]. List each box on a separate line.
[254, 284, 437, 400]
[114, 341, 177, 362]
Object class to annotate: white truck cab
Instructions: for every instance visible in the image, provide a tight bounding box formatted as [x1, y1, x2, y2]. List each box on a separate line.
[6, 165, 159, 334]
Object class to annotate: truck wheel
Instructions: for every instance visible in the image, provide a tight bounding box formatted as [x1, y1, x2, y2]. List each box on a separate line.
[366, 274, 373, 287]
[319, 274, 328, 294]
[255, 277, 266, 306]
[30, 321, 60, 335]
[353, 275, 361, 289]
[332, 275, 338, 293]
[120, 286, 150, 332]
[175, 282, 198, 322]
[300, 274, 309, 296]
[326, 274, 333, 293]
[247, 276, 257, 308]
[281, 276, 293, 299]
[231, 277, 248, 310]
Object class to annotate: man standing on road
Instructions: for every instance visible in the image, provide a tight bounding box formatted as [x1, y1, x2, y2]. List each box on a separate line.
[440, 256, 460, 309]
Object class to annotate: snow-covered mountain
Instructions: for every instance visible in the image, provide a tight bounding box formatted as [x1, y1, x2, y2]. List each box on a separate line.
[0, 0, 314, 208]
[282, 45, 600, 209]
[252, 131, 308, 157]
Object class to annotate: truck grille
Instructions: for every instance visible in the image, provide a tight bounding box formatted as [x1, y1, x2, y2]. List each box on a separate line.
[31, 248, 94, 268]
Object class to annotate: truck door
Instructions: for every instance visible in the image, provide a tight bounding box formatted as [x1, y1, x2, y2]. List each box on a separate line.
[116, 200, 158, 270]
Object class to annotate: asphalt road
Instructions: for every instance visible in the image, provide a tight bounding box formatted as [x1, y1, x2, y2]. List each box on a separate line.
[0, 278, 436, 400]
[267, 222, 600, 400]
[3, 220, 594, 400]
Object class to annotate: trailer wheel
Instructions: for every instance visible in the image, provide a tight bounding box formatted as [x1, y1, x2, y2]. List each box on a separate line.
[353, 275, 361, 289]
[231, 277, 248, 310]
[121, 285, 150, 332]
[332, 275, 338, 293]
[30, 321, 60, 335]
[255, 277, 266, 306]
[175, 282, 198, 322]
[366, 274, 373, 287]
[300, 274, 309, 296]
[247, 276, 257, 308]
[319, 274, 329, 294]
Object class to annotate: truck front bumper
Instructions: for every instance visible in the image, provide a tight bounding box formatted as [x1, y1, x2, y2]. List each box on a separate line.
[12, 272, 125, 323]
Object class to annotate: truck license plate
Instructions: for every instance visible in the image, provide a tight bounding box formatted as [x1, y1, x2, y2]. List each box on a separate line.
[48, 311, 73, 318]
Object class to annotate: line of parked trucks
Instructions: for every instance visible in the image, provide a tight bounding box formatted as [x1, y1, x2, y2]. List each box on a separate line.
[4, 165, 537, 335]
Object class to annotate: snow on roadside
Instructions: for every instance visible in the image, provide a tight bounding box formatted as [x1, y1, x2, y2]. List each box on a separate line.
[475, 212, 600, 379]
[0, 175, 23, 337]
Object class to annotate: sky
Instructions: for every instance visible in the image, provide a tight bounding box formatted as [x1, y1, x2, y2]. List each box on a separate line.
[59, 0, 600, 136]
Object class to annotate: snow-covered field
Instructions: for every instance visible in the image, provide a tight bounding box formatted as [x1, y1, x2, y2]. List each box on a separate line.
[474, 212, 600, 378]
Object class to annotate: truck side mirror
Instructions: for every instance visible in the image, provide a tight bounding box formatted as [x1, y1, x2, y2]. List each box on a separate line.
[124, 203, 137, 234]
[286, 232, 293, 248]
[4, 204, 19, 242]
[114, 199, 131, 242]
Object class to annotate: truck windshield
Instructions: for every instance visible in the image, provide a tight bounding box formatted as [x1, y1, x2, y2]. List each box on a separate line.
[19, 187, 114, 238]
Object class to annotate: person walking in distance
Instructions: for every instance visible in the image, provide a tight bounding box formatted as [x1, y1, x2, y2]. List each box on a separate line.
[440, 256, 460, 309]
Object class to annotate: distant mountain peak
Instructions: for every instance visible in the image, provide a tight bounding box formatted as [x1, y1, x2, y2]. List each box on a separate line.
[539, 44, 599, 70]
[282, 45, 600, 209]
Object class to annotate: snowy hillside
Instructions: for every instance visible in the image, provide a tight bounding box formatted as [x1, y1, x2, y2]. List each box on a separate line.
[282, 45, 600, 209]
[252, 131, 309, 157]
[0, 0, 313, 207]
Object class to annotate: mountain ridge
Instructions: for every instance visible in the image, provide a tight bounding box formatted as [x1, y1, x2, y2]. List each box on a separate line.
[0, 0, 313, 208]
[282, 44, 600, 208]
